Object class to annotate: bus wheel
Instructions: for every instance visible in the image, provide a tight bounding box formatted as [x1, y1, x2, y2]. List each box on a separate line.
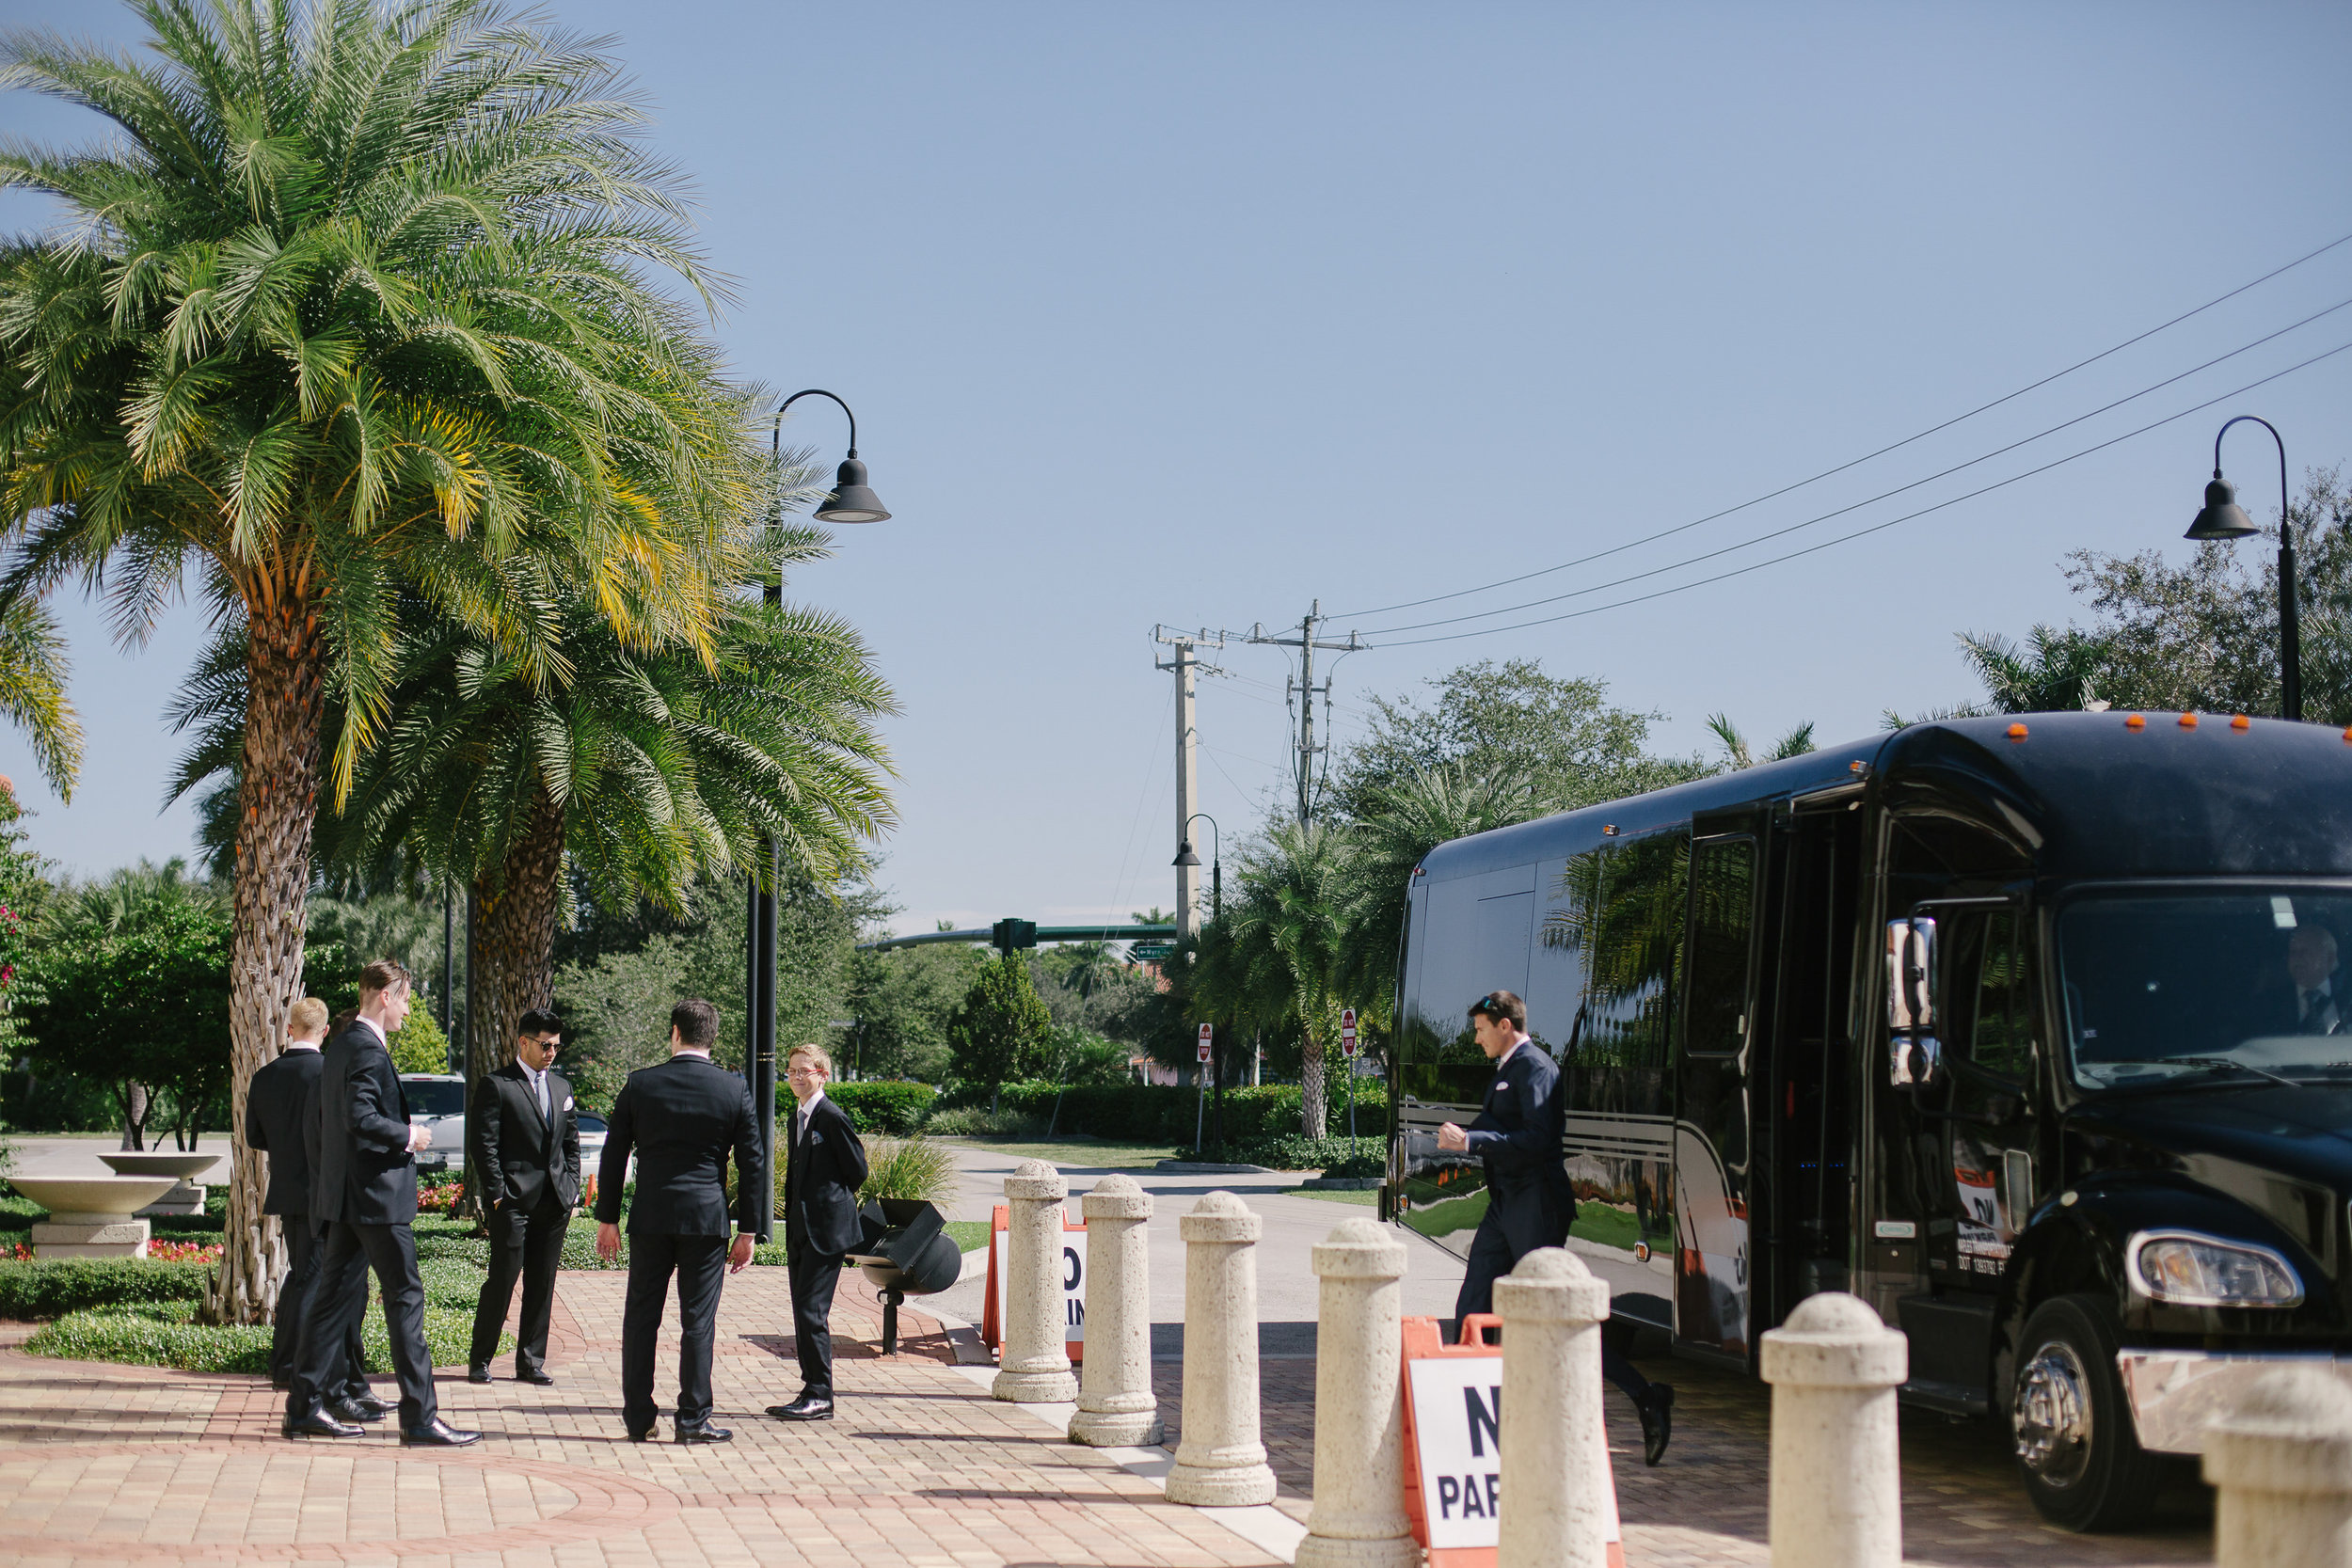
[2010, 1294, 2166, 1530]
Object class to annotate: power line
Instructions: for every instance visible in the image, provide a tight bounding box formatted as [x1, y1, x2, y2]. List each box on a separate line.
[1331, 225, 2352, 622]
[1360, 294, 2352, 637]
[1373, 334, 2352, 649]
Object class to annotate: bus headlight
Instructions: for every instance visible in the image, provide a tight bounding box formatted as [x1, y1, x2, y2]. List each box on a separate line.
[2126, 1230, 2303, 1307]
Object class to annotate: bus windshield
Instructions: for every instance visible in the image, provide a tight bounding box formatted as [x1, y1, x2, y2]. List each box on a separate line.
[2058, 888, 2352, 1089]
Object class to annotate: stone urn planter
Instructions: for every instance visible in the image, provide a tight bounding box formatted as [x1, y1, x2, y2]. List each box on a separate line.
[99, 1151, 222, 1217]
[9, 1176, 180, 1259]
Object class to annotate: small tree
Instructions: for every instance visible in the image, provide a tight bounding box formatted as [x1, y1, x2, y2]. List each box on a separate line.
[947, 954, 1052, 1108]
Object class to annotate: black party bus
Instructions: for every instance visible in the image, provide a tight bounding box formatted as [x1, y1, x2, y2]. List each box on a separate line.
[1384, 711, 2352, 1529]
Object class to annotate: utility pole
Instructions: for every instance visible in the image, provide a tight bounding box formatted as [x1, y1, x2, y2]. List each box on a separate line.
[1246, 601, 1362, 825]
[1153, 626, 1224, 942]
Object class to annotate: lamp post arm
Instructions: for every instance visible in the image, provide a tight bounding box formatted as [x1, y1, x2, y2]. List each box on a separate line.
[2217, 414, 2300, 722]
[773, 388, 860, 457]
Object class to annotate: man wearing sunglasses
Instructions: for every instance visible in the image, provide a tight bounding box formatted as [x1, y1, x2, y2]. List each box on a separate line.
[1437, 990, 1675, 1464]
[467, 1007, 580, 1386]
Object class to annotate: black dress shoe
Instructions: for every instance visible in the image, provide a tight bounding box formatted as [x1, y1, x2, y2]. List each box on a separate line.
[283, 1410, 363, 1439]
[674, 1420, 732, 1444]
[626, 1427, 657, 1443]
[516, 1369, 555, 1386]
[401, 1418, 483, 1448]
[1635, 1384, 1676, 1467]
[340, 1392, 391, 1418]
[767, 1393, 834, 1422]
[466, 1365, 492, 1385]
[326, 1397, 381, 1423]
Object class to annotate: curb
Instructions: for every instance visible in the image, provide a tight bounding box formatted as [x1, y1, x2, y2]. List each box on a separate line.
[1153, 1160, 1276, 1174]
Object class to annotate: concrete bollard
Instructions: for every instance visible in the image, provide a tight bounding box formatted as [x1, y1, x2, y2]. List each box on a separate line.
[1759, 1291, 1907, 1568]
[1165, 1191, 1279, 1506]
[2205, 1368, 2352, 1567]
[1493, 1246, 1613, 1568]
[1070, 1173, 1160, 1446]
[1296, 1218, 1418, 1568]
[992, 1158, 1078, 1402]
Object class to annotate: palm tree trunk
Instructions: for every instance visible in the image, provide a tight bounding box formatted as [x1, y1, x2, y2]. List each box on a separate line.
[459, 786, 565, 1219]
[1300, 1027, 1327, 1139]
[205, 595, 323, 1325]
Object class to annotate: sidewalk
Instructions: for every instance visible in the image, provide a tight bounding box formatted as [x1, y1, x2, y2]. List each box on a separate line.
[0, 1242, 2217, 1566]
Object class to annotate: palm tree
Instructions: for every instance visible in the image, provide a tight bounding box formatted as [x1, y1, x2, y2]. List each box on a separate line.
[174, 527, 896, 1078]
[1705, 713, 1819, 768]
[0, 596, 79, 798]
[0, 0, 760, 1322]
[1336, 761, 1556, 1024]
[1223, 821, 1351, 1138]
[1956, 626, 2112, 713]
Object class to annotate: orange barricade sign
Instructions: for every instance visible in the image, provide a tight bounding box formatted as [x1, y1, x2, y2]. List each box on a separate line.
[977, 1203, 1087, 1362]
[1398, 1315, 1622, 1568]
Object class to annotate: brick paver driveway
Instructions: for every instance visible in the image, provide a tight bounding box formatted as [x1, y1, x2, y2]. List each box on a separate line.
[0, 1240, 2219, 1567]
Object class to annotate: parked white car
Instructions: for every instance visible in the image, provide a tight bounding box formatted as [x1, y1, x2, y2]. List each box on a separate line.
[399, 1073, 468, 1172]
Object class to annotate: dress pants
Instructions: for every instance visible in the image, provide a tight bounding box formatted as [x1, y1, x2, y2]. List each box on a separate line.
[1452, 1198, 1652, 1400]
[469, 1197, 567, 1374]
[786, 1233, 842, 1395]
[619, 1231, 727, 1433]
[271, 1219, 366, 1400]
[287, 1220, 438, 1430]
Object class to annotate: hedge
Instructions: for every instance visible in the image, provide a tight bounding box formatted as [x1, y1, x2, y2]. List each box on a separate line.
[24, 1297, 495, 1374]
[964, 1081, 1391, 1146]
[827, 1081, 935, 1134]
[0, 1258, 212, 1319]
[1194, 1135, 1385, 1176]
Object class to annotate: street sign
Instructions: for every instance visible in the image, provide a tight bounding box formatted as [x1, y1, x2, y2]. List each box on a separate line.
[1197, 1022, 1214, 1064]
[1341, 1006, 1358, 1057]
[1131, 942, 1173, 962]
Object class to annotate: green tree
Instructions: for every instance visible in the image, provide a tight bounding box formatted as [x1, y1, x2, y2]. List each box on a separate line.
[842, 941, 986, 1083]
[20, 895, 230, 1148]
[1223, 821, 1351, 1137]
[0, 0, 762, 1322]
[1704, 714, 1818, 768]
[389, 1006, 452, 1076]
[947, 953, 1052, 1104]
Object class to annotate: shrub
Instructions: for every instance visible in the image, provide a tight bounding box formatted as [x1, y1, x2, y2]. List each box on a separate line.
[24, 1295, 497, 1373]
[827, 1081, 935, 1134]
[1191, 1133, 1387, 1173]
[0, 1258, 211, 1319]
[956, 1081, 1392, 1146]
[858, 1136, 958, 1206]
[922, 1104, 1045, 1138]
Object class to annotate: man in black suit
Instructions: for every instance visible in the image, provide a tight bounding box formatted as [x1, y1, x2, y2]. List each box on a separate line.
[595, 999, 760, 1443]
[246, 996, 376, 1418]
[467, 1006, 580, 1385]
[768, 1042, 867, 1423]
[1438, 990, 1675, 1464]
[284, 960, 480, 1448]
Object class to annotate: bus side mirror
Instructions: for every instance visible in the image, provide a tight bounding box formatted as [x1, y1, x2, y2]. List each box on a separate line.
[1886, 915, 1943, 1088]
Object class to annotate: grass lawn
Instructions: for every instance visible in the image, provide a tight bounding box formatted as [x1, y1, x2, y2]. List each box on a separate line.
[933, 1135, 1173, 1171]
[946, 1219, 990, 1252]
[1285, 1187, 1378, 1206]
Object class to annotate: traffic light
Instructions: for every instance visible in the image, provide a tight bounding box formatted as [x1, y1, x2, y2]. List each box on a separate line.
[991, 918, 1038, 955]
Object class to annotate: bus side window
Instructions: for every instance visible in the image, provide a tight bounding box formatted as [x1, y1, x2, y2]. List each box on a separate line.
[1553, 832, 1688, 1072]
[1947, 907, 2036, 1083]
[1682, 837, 1756, 1056]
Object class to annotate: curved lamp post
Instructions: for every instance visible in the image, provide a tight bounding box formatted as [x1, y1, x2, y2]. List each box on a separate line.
[749, 389, 888, 1242]
[2187, 415, 2300, 721]
[1173, 813, 1221, 919]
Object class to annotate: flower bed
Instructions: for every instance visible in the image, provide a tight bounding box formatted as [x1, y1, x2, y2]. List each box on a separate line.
[145, 1239, 225, 1265]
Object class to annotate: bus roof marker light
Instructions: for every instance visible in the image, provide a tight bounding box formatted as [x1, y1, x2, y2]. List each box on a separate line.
[2007, 722, 2028, 741]
[1849, 760, 1866, 774]
[2180, 713, 2201, 729]
[2233, 715, 2252, 731]
[1601, 824, 1618, 836]
[2125, 714, 2146, 730]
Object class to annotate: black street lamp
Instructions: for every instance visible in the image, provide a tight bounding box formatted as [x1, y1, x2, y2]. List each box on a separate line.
[749, 390, 888, 1242]
[1174, 813, 1221, 918]
[2188, 415, 2301, 721]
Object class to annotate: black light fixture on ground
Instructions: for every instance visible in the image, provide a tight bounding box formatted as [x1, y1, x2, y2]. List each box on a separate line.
[2187, 414, 2301, 721]
[748, 389, 889, 1243]
[1173, 813, 1221, 919]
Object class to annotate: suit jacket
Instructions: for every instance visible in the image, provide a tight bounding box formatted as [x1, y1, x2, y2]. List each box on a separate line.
[783, 1094, 868, 1258]
[468, 1060, 582, 1213]
[2262, 977, 2344, 1037]
[595, 1053, 761, 1237]
[1462, 1040, 1577, 1258]
[246, 1046, 326, 1217]
[312, 1019, 420, 1227]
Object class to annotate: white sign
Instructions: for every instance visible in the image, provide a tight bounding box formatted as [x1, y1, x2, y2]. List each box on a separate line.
[1407, 1354, 1504, 1547]
[1198, 1022, 1214, 1064]
[992, 1222, 1088, 1343]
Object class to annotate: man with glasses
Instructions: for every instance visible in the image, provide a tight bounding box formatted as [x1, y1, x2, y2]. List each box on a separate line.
[467, 1007, 580, 1386]
[767, 1042, 867, 1422]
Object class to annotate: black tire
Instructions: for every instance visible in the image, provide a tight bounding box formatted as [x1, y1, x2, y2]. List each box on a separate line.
[2010, 1293, 2168, 1531]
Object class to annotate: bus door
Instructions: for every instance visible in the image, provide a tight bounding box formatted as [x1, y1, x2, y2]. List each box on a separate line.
[1674, 820, 1764, 1362]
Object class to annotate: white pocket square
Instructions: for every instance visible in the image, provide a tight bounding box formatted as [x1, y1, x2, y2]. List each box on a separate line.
[564, 1096, 574, 1110]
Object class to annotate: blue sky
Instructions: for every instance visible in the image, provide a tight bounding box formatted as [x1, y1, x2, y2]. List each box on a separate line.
[3, 2, 2350, 935]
